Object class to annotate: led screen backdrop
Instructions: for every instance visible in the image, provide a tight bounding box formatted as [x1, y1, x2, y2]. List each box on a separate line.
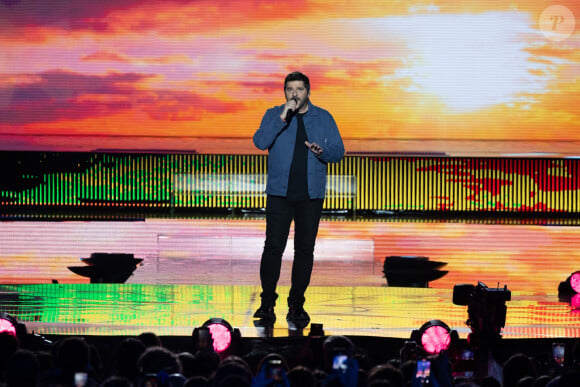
[1, 153, 579, 212]
[0, 1, 578, 155]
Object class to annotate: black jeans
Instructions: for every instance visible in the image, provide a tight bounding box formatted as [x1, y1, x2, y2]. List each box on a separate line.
[259, 195, 324, 309]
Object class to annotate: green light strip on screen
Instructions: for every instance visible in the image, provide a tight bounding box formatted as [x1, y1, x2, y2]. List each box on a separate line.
[0, 284, 250, 329]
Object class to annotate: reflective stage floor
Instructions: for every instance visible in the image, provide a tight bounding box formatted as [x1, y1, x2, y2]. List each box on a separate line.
[0, 216, 579, 340]
[2, 284, 578, 341]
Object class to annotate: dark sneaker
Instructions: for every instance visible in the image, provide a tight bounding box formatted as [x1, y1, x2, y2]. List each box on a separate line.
[253, 305, 276, 321]
[286, 307, 310, 325]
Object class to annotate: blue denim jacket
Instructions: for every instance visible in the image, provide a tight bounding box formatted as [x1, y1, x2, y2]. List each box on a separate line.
[253, 102, 345, 199]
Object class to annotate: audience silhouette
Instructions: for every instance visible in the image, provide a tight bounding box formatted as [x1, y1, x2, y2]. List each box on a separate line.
[0, 329, 577, 387]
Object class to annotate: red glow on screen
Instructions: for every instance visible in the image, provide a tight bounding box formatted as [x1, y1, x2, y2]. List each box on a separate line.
[208, 323, 232, 353]
[421, 325, 451, 354]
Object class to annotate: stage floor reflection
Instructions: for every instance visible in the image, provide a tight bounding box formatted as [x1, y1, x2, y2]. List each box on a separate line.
[1, 283, 578, 340]
[0, 217, 579, 339]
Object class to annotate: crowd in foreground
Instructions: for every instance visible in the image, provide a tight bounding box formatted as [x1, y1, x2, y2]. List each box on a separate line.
[0, 330, 578, 387]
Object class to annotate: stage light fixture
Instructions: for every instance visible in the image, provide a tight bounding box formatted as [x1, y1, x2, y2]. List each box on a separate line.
[410, 320, 457, 355]
[0, 313, 53, 350]
[558, 271, 580, 308]
[203, 318, 233, 353]
[382, 256, 448, 288]
[558, 271, 580, 296]
[0, 314, 17, 336]
[68, 252, 142, 283]
[193, 318, 241, 356]
[570, 271, 580, 293]
[0, 313, 26, 339]
[453, 281, 511, 349]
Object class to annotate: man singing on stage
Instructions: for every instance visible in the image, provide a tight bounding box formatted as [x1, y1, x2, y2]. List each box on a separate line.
[252, 71, 345, 326]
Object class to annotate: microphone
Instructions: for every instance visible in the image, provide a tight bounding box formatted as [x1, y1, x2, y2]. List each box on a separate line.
[285, 98, 299, 122]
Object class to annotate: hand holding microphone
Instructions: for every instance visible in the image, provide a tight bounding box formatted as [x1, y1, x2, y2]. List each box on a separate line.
[281, 97, 299, 122]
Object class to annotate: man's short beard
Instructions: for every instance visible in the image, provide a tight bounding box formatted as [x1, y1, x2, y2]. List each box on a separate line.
[296, 98, 309, 111]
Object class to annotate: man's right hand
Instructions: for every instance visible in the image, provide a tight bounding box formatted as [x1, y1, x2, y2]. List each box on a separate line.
[280, 98, 298, 122]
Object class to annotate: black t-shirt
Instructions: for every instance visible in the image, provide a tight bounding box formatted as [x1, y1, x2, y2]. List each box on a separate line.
[286, 113, 309, 200]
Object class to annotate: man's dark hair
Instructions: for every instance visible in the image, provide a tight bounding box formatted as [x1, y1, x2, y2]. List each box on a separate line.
[284, 71, 310, 93]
